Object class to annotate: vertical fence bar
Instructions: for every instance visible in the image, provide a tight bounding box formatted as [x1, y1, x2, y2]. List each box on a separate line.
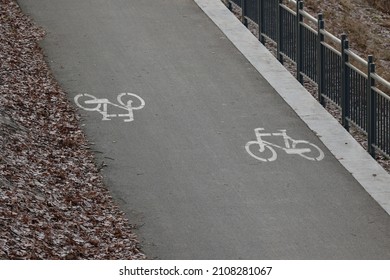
[242, 0, 248, 26]
[228, 0, 232, 11]
[254, 0, 259, 26]
[296, 1, 304, 84]
[277, 0, 283, 63]
[317, 14, 325, 106]
[367, 55, 376, 157]
[258, 0, 265, 44]
[225, 0, 390, 159]
[341, 34, 350, 131]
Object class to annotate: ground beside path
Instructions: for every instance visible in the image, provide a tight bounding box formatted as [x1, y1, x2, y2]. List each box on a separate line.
[0, 0, 144, 259]
[15, 0, 390, 259]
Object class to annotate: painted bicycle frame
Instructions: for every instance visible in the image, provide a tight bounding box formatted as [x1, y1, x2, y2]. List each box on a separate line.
[245, 128, 324, 162]
[74, 93, 145, 122]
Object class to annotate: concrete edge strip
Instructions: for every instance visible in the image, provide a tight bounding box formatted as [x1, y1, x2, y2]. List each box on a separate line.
[194, 0, 390, 215]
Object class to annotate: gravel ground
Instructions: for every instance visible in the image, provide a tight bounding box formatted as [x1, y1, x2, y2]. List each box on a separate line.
[0, 0, 145, 259]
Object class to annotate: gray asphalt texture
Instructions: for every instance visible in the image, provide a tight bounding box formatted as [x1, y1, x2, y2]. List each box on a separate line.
[18, 0, 390, 259]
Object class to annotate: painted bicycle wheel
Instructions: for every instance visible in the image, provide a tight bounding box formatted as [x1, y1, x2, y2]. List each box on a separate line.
[74, 93, 102, 111]
[117, 93, 145, 110]
[245, 141, 277, 162]
[292, 141, 324, 161]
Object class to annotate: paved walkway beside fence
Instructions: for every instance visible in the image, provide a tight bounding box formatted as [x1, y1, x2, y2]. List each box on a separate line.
[19, 0, 390, 259]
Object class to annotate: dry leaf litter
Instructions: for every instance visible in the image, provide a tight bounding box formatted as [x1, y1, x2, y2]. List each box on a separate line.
[0, 0, 145, 259]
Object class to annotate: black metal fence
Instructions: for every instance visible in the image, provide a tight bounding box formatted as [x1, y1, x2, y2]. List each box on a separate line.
[227, 0, 390, 159]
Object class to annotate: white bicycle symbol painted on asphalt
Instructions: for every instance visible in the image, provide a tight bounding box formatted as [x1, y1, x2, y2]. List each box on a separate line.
[245, 128, 324, 162]
[74, 93, 145, 122]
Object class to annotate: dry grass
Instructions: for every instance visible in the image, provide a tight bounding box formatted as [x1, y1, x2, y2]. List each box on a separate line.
[367, 0, 390, 13]
[300, 0, 390, 85]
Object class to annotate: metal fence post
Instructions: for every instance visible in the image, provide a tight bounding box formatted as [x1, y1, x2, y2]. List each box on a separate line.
[296, 1, 304, 84]
[277, 0, 283, 63]
[242, 0, 248, 27]
[341, 34, 350, 131]
[228, 0, 232, 11]
[258, 0, 265, 44]
[367, 55, 376, 157]
[317, 14, 325, 106]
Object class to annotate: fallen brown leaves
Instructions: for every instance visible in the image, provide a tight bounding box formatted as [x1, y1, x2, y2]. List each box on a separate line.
[0, 0, 145, 259]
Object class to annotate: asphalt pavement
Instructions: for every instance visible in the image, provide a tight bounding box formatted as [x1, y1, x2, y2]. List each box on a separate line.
[18, 0, 390, 259]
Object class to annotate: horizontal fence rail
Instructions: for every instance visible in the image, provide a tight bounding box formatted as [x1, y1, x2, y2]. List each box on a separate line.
[227, 0, 390, 159]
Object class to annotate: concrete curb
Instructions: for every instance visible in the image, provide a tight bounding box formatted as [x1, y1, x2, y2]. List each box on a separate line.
[194, 0, 390, 215]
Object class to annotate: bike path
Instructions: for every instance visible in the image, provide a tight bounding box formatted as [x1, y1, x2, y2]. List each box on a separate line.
[18, 0, 390, 259]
